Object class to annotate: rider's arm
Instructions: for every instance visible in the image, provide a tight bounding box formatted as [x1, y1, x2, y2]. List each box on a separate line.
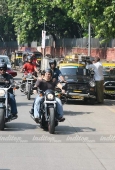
[34, 66, 39, 73]
[33, 79, 41, 93]
[20, 63, 26, 72]
[58, 69, 65, 82]
[57, 82, 65, 93]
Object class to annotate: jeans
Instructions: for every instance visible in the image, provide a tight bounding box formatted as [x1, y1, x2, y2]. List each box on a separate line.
[34, 95, 63, 119]
[9, 93, 18, 114]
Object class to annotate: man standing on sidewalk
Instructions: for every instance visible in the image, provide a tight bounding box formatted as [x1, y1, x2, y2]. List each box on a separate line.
[86, 57, 104, 104]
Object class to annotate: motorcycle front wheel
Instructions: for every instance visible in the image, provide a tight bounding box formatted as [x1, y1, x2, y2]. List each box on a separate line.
[27, 84, 31, 100]
[0, 108, 5, 130]
[48, 108, 55, 134]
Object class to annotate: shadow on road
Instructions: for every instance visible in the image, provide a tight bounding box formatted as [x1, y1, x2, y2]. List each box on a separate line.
[56, 125, 96, 134]
[17, 101, 34, 107]
[64, 99, 115, 106]
[4, 122, 37, 131]
[64, 110, 92, 116]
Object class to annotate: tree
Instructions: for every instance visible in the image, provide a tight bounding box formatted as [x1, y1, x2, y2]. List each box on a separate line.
[0, 0, 16, 42]
[70, 0, 115, 42]
[7, 0, 83, 43]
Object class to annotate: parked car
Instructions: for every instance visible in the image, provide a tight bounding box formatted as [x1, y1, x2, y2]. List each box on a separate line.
[58, 64, 96, 104]
[6, 68, 17, 77]
[0, 55, 17, 77]
[0, 55, 11, 68]
[103, 66, 115, 98]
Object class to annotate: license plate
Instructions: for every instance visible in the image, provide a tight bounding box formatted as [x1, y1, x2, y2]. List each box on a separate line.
[104, 90, 115, 94]
[73, 90, 82, 92]
[71, 95, 84, 99]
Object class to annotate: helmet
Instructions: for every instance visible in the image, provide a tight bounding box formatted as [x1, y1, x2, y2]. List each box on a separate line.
[41, 70, 45, 76]
[49, 59, 57, 67]
[45, 68, 52, 75]
[0, 62, 7, 70]
[27, 55, 32, 61]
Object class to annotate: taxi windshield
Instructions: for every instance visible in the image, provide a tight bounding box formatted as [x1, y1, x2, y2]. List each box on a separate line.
[103, 67, 115, 76]
[60, 67, 90, 76]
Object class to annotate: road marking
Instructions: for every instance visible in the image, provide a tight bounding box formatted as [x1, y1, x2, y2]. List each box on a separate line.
[105, 106, 115, 113]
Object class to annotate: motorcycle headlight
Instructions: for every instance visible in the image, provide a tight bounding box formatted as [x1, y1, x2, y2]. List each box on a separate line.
[89, 81, 95, 87]
[0, 89, 5, 97]
[46, 93, 54, 100]
[27, 73, 33, 79]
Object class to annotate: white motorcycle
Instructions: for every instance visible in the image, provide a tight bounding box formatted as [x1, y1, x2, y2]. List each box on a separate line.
[20, 73, 37, 100]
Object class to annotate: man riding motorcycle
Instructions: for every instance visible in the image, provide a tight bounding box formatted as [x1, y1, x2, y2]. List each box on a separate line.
[31, 68, 65, 123]
[20, 55, 39, 74]
[0, 62, 18, 118]
[20, 55, 38, 92]
[49, 59, 65, 81]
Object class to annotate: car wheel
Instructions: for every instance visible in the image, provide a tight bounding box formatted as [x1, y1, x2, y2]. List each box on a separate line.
[89, 98, 95, 105]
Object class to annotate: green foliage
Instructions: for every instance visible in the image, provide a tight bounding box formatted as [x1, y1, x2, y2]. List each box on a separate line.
[0, 0, 16, 41]
[1, 0, 115, 43]
[71, 0, 115, 42]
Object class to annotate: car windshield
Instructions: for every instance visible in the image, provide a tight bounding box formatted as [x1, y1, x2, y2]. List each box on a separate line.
[103, 68, 115, 76]
[60, 67, 90, 76]
[0, 57, 11, 65]
[103, 67, 115, 76]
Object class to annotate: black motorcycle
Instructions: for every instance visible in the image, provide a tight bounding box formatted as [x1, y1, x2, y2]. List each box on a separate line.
[0, 83, 18, 130]
[31, 89, 65, 134]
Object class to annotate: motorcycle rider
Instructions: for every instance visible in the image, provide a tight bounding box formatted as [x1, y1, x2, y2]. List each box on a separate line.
[20, 55, 39, 74]
[20, 55, 39, 92]
[32, 68, 65, 123]
[0, 62, 18, 118]
[49, 59, 65, 81]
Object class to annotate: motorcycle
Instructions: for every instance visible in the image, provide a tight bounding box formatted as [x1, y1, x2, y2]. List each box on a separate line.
[31, 89, 65, 134]
[0, 83, 18, 130]
[20, 73, 37, 100]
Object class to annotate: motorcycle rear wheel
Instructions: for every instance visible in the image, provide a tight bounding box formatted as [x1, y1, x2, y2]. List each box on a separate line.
[48, 108, 55, 134]
[0, 108, 5, 130]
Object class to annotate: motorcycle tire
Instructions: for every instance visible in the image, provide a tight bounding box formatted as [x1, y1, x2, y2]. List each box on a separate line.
[27, 84, 31, 100]
[48, 108, 55, 134]
[0, 108, 5, 130]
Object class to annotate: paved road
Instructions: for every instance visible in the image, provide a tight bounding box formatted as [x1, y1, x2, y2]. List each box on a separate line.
[0, 73, 115, 170]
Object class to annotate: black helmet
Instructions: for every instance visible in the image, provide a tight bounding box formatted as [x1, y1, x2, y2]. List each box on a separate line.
[45, 68, 52, 75]
[49, 59, 57, 67]
[41, 70, 45, 76]
[27, 55, 32, 61]
[0, 62, 7, 70]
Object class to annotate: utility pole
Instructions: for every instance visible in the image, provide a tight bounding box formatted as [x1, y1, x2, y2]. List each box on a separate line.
[42, 21, 45, 58]
[88, 23, 91, 56]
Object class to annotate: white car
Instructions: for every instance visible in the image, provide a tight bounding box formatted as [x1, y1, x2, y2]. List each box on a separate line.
[0, 55, 11, 68]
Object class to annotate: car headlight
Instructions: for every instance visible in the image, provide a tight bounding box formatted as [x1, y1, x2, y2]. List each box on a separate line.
[46, 93, 54, 100]
[89, 81, 95, 87]
[0, 89, 5, 97]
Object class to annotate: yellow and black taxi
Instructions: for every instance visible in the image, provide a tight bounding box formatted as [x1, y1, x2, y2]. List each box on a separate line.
[102, 63, 115, 98]
[58, 63, 96, 104]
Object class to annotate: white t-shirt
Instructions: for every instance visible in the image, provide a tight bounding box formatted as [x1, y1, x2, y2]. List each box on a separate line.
[86, 62, 104, 81]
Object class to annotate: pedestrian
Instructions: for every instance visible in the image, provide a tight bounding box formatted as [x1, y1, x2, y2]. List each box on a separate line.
[86, 57, 104, 104]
